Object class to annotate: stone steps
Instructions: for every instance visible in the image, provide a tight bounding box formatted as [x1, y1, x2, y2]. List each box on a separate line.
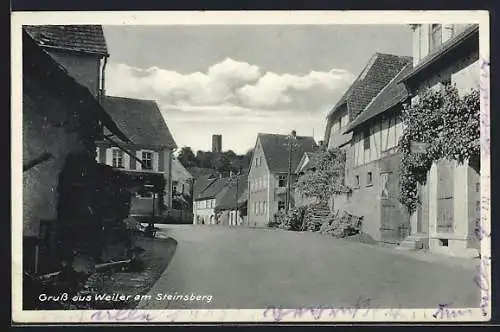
[396, 234, 427, 250]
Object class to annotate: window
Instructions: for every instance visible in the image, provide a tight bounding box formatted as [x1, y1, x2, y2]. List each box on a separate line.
[429, 24, 442, 51]
[278, 201, 285, 211]
[263, 201, 267, 215]
[476, 182, 480, 193]
[363, 128, 370, 151]
[476, 201, 481, 212]
[256, 201, 261, 215]
[142, 151, 153, 170]
[278, 175, 287, 187]
[367, 172, 373, 186]
[112, 148, 124, 168]
[137, 190, 153, 198]
[354, 175, 360, 188]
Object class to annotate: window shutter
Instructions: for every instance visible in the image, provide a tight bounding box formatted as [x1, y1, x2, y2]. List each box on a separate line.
[136, 150, 142, 170]
[106, 148, 113, 166]
[153, 151, 160, 171]
[123, 152, 130, 170]
[95, 147, 100, 162]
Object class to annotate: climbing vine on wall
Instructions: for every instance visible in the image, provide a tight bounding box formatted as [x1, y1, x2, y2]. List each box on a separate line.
[399, 84, 480, 214]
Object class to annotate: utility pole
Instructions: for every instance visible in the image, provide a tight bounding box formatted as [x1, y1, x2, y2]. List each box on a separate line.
[234, 169, 239, 226]
[285, 130, 297, 213]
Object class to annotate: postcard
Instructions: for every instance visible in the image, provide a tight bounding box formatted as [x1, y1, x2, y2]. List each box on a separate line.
[11, 10, 491, 324]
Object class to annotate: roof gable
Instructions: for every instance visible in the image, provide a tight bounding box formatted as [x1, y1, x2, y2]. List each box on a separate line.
[327, 53, 413, 120]
[101, 96, 177, 149]
[196, 177, 231, 200]
[24, 25, 108, 56]
[343, 63, 413, 133]
[193, 174, 216, 199]
[257, 133, 317, 174]
[216, 174, 249, 210]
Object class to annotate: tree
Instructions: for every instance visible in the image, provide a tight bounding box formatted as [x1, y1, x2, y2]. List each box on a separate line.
[213, 153, 232, 173]
[177, 146, 198, 168]
[294, 148, 350, 203]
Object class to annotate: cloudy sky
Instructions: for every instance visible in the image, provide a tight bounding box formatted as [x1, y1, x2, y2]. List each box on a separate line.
[103, 25, 412, 154]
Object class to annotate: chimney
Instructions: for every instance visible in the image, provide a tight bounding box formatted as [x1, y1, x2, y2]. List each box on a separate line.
[319, 140, 324, 146]
[291, 130, 297, 138]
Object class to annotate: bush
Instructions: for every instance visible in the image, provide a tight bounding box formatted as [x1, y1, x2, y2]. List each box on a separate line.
[321, 211, 363, 238]
[271, 207, 307, 231]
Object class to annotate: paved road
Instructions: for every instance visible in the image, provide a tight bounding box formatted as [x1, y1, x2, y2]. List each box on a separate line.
[137, 225, 480, 310]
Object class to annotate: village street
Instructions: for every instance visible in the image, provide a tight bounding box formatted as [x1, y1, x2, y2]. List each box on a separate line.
[136, 224, 480, 310]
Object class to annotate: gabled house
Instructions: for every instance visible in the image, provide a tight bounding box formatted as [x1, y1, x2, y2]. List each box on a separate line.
[341, 62, 413, 243]
[24, 25, 109, 99]
[22, 29, 129, 275]
[324, 53, 412, 151]
[193, 176, 231, 225]
[398, 24, 480, 257]
[322, 53, 413, 240]
[96, 96, 178, 220]
[247, 132, 317, 227]
[216, 174, 249, 226]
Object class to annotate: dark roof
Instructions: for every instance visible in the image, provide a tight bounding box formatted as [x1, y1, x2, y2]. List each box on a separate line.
[196, 177, 231, 200]
[24, 25, 109, 56]
[343, 63, 413, 134]
[22, 29, 129, 143]
[258, 133, 317, 173]
[326, 53, 413, 119]
[216, 174, 248, 210]
[398, 24, 479, 87]
[101, 96, 177, 149]
[193, 174, 217, 199]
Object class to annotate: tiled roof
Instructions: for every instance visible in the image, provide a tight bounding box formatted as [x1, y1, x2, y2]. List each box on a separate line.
[22, 29, 129, 143]
[398, 24, 479, 86]
[343, 63, 413, 133]
[101, 96, 177, 149]
[193, 174, 217, 199]
[196, 177, 231, 200]
[24, 25, 109, 56]
[216, 174, 248, 210]
[326, 53, 413, 120]
[258, 133, 317, 174]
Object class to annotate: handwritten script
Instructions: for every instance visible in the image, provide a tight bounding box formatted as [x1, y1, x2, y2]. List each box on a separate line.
[90, 310, 154, 322]
[263, 296, 372, 321]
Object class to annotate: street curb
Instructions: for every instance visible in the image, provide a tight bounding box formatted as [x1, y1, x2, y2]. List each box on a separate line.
[134, 236, 178, 309]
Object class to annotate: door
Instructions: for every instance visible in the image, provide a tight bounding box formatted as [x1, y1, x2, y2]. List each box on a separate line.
[436, 161, 454, 233]
[379, 172, 410, 243]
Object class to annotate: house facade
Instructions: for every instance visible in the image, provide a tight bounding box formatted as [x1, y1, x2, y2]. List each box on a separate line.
[247, 132, 317, 227]
[399, 24, 481, 257]
[192, 176, 231, 225]
[324, 53, 413, 240]
[216, 174, 249, 226]
[341, 62, 413, 243]
[96, 96, 178, 220]
[22, 28, 129, 275]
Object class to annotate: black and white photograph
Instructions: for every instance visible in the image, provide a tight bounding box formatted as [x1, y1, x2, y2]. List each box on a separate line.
[12, 11, 491, 323]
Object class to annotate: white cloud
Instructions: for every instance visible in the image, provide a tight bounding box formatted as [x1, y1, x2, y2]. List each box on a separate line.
[106, 58, 354, 113]
[105, 58, 354, 153]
